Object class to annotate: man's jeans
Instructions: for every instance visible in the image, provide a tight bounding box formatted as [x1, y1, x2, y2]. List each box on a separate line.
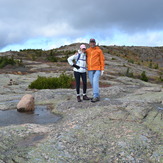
[88, 70, 101, 98]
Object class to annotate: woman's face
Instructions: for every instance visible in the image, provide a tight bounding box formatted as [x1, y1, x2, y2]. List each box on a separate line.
[81, 48, 86, 53]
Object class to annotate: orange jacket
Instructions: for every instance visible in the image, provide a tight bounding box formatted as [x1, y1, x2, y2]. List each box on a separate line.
[86, 46, 105, 71]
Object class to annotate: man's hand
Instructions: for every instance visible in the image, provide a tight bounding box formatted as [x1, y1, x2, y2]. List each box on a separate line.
[101, 70, 104, 76]
[73, 64, 80, 69]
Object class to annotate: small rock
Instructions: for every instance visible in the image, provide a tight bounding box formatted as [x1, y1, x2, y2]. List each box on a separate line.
[8, 79, 14, 85]
[117, 141, 127, 148]
[104, 98, 110, 101]
[17, 94, 35, 112]
[17, 71, 22, 75]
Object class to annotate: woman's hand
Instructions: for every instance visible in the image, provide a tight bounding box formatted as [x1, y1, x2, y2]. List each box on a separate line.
[73, 64, 80, 69]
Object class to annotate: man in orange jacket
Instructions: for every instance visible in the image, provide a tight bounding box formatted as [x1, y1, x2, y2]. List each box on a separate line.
[86, 38, 105, 102]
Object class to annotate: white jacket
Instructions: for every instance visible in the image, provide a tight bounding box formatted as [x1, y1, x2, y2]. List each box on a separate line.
[67, 50, 87, 73]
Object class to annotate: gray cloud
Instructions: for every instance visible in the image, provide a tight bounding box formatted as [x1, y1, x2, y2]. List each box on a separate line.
[0, 0, 163, 49]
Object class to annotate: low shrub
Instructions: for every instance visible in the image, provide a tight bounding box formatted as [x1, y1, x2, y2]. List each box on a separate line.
[128, 59, 134, 64]
[59, 56, 68, 62]
[28, 73, 74, 89]
[111, 58, 116, 60]
[125, 67, 134, 78]
[47, 56, 58, 62]
[15, 58, 24, 66]
[149, 61, 153, 68]
[0, 56, 16, 68]
[140, 71, 148, 82]
[46, 50, 73, 62]
[159, 76, 163, 82]
[154, 63, 159, 69]
[20, 49, 43, 61]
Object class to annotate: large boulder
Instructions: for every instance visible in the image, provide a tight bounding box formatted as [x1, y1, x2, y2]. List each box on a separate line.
[17, 94, 35, 112]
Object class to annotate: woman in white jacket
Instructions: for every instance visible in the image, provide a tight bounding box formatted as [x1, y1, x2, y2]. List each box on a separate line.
[67, 44, 90, 102]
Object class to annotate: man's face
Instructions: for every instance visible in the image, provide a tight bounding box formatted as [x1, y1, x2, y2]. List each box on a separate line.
[89, 42, 96, 47]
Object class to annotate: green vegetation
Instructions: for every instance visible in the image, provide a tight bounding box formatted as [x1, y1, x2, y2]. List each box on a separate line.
[128, 59, 134, 64]
[123, 67, 163, 83]
[18, 48, 77, 62]
[47, 50, 58, 62]
[106, 46, 162, 71]
[149, 60, 153, 68]
[140, 71, 148, 82]
[107, 46, 139, 64]
[47, 50, 76, 62]
[146, 60, 160, 70]
[125, 67, 134, 78]
[159, 76, 163, 82]
[154, 63, 159, 69]
[28, 73, 74, 89]
[20, 49, 43, 57]
[111, 57, 116, 60]
[19, 49, 43, 61]
[0, 56, 23, 68]
[20, 49, 43, 52]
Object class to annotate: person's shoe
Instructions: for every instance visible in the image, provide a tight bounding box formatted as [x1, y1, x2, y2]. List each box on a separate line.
[91, 97, 100, 103]
[77, 96, 82, 102]
[83, 95, 90, 100]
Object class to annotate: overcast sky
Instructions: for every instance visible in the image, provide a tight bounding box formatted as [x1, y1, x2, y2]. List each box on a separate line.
[0, 0, 163, 51]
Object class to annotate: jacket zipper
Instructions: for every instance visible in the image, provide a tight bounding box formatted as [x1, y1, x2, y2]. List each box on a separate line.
[90, 51, 93, 70]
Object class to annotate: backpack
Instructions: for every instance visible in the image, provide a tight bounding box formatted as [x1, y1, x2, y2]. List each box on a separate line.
[76, 53, 81, 64]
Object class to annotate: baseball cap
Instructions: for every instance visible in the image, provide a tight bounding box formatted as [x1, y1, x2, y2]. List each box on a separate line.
[89, 38, 96, 43]
[80, 44, 86, 49]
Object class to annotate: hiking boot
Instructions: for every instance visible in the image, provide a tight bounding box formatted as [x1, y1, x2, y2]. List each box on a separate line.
[83, 95, 90, 100]
[91, 97, 100, 103]
[77, 96, 82, 102]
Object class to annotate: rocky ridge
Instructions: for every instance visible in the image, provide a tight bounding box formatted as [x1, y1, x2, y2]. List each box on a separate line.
[0, 44, 162, 162]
